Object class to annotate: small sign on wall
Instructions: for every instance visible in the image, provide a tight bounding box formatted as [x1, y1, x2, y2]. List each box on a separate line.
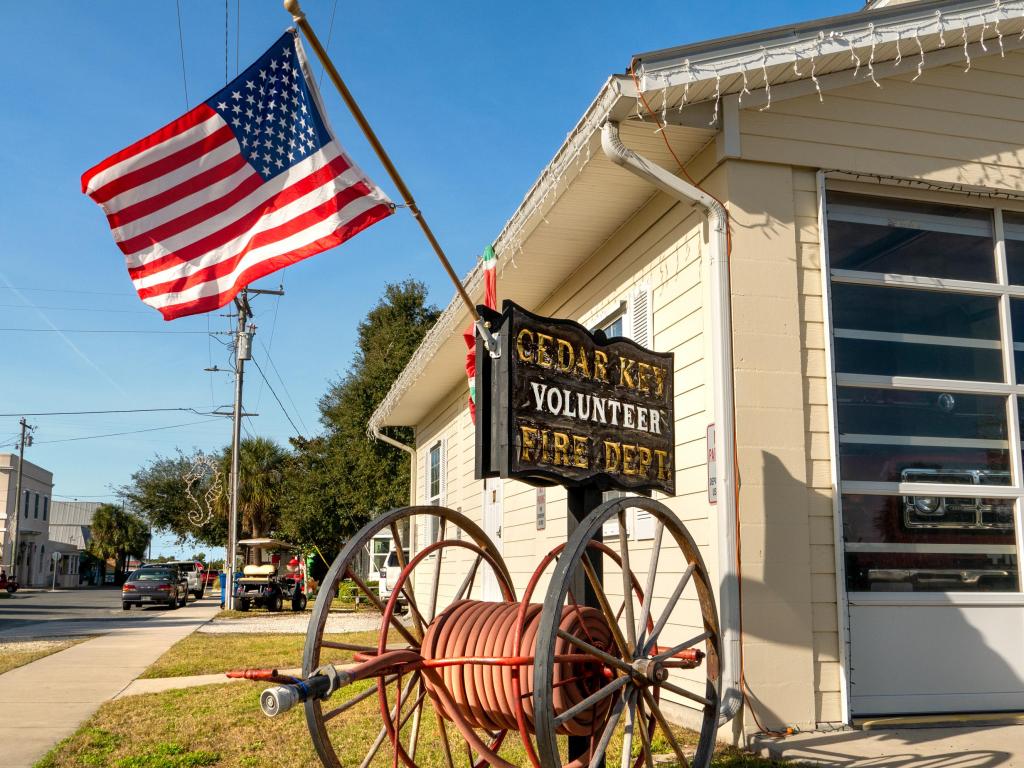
[536, 487, 546, 530]
[707, 423, 717, 505]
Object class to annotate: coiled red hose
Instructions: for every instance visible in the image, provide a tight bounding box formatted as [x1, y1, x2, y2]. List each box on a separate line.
[420, 600, 617, 737]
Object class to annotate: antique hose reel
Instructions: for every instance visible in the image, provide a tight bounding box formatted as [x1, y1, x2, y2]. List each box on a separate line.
[260, 498, 721, 768]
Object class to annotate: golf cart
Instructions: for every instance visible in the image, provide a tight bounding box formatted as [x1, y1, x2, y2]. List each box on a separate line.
[234, 538, 311, 612]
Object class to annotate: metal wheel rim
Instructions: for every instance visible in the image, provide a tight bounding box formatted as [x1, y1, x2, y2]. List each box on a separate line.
[303, 505, 510, 768]
[533, 496, 722, 768]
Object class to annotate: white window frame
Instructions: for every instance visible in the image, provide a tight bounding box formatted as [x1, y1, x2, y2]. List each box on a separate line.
[818, 172, 1024, 721]
[424, 439, 447, 547]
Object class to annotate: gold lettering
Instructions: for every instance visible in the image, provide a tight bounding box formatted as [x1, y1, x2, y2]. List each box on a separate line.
[516, 328, 535, 363]
[603, 441, 621, 472]
[553, 432, 570, 466]
[652, 366, 666, 398]
[519, 425, 539, 462]
[622, 443, 637, 475]
[594, 350, 609, 382]
[654, 449, 671, 481]
[574, 346, 591, 378]
[537, 333, 554, 368]
[556, 338, 575, 373]
[638, 446, 652, 477]
[636, 362, 651, 394]
[572, 435, 589, 469]
[619, 356, 636, 389]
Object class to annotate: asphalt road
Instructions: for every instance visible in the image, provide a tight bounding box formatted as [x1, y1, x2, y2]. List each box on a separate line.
[0, 586, 216, 639]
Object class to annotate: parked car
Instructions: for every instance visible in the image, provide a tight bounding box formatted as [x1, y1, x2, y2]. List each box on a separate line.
[378, 547, 409, 611]
[202, 568, 220, 589]
[122, 566, 188, 610]
[167, 560, 206, 599]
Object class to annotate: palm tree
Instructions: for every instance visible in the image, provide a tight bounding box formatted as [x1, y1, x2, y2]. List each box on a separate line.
[219, 437, 287, 545]
[88, 504, 151, 583]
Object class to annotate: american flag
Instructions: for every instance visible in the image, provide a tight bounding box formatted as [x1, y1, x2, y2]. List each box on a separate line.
[82, 31, 393, 320]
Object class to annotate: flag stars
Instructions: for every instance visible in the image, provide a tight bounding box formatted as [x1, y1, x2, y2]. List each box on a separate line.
[270, 59, 278, 71]
[231, 90, 241, 100]
[245, 80, 255, 90]
[216, 101, 228, 111]
[259, 69, 267, 80]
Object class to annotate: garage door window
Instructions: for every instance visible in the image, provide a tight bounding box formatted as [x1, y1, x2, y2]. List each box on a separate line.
[826, 192, 1021, 593]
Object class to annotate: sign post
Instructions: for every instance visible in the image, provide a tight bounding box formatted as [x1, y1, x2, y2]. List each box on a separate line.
[474, 300, 675, 765]
[50, 550, 61, 592]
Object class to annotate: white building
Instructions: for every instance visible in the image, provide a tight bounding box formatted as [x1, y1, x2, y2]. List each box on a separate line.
[0, 455, 80, 587]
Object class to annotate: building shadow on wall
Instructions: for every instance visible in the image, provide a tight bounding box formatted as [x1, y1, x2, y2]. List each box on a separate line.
[734, 451, 1019, 767]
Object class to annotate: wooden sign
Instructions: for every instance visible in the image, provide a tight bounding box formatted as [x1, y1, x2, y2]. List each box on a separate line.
[475, 301, 675, 495]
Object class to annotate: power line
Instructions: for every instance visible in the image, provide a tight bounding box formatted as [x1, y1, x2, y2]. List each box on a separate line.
[250, 355, 302, 438]
[175, 0, 190, 110]
[34, 419, 221, 445]
[0, 304, 150, 314]
[258, 339, 309, 435]
[0, 328, 212, 334]
[0, 286, 125, 296]
[0, 407, 208, 417]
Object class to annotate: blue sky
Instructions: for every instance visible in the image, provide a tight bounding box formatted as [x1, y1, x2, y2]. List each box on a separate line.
[1, 0, 856, 558]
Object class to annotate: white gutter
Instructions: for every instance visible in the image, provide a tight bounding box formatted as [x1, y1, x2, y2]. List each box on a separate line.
[601, 121, 742, 726]
[371, 426, 417, 506]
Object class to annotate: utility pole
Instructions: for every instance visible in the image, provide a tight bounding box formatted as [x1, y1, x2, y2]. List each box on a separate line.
[8, 418, 34, 582]
[223, 286, 282, 609]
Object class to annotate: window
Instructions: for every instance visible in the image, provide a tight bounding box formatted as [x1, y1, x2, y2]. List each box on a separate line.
[24, 491, 29, 518]
[825, 191, 1020, 593]
[33, 493, 39, 519]
[426, 440, 446, 544]
[43, 497, 48, 521]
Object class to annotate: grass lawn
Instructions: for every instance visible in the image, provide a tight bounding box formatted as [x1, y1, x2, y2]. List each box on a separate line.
[0, 637, 86, 675]
[35, 680, 797, 768]
[44, 630, 801, 768]
[140, 631, 383, 678]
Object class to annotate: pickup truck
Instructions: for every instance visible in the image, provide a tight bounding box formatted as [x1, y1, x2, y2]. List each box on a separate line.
[167, 560, 206, 599]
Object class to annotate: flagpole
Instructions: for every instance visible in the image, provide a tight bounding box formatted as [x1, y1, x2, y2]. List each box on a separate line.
[284, 0, 484, 328]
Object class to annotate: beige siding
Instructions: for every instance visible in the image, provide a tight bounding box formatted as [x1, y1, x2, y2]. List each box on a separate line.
[738, 53, 1024, 189]
[725, 160, 840, 731]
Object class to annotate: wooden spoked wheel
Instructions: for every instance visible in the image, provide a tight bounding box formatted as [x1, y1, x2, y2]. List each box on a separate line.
[533, 496, 722, 768]
[302, 505, 513, 768]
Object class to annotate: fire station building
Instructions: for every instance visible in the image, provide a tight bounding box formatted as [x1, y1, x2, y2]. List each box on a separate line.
[371, 0, 1024, 735]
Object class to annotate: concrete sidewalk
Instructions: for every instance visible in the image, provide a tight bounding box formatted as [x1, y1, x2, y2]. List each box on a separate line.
[0, 600, 219, 768]
[753, 723, 1024, 767]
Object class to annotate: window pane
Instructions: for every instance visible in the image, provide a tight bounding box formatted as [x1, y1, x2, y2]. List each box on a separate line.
[603, 317, 623, 338]
[842, 493, 1017, 593]
[832, 284, 1002, 381]
[429, 445, 440, 499]
[837, 387, 1009, 483]
[1008, 299, 1024, 382]
[827, 192, 995, 282]
[1004, 211, 1024, 285]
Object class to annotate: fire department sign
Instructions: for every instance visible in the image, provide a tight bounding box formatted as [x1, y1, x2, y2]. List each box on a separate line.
[475, 301, 675, 494]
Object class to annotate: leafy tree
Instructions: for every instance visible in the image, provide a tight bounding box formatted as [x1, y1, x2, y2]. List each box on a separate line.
[122, 439, 286, 549]
[279, 280, 438, 554]
[120, 451, 226, 548]
[88, 504, 151, 583]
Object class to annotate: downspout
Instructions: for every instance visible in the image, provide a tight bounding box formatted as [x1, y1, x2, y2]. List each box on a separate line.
[601, 121, 742, 725]
[371, 425, 417, 506]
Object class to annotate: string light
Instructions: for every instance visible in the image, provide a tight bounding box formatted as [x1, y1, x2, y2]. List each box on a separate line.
[995, 1, 1006, 55]
[758, 47, 772, 112]
[710, 71, 722, 126]
[867, 23, 881, 86]
[913, 30, 926, 80]
[894, 29, 903, 66]
[963, 18, 972, 70]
